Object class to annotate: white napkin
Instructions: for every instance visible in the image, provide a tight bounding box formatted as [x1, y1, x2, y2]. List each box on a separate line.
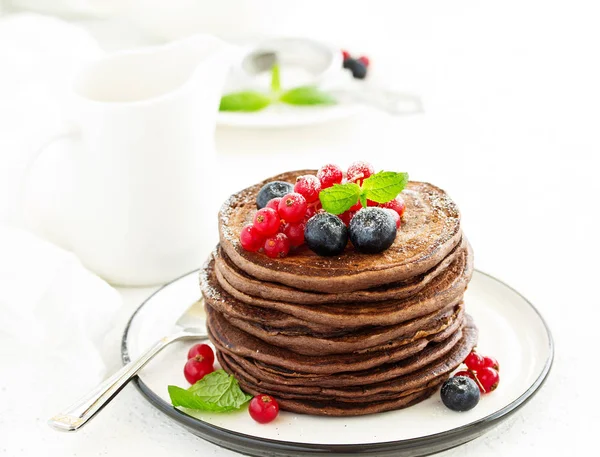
[0, 13, 121, 430]
[0, 226, 122, 419]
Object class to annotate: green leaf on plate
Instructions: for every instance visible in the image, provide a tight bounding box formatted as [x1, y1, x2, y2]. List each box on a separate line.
[168, 370, 252, 412]
[219, 91, 272, 112]
[279, 86, 337, 106]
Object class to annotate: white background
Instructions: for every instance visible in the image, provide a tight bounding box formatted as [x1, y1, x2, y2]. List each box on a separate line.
[1, 0, 599, 456]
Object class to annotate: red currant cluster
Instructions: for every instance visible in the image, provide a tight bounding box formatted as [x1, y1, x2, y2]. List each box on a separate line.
[239, 161, 407, 258]
[183, 343, 280, 424]
[240, 191, 313, 258]
[184, 343, 215, 384]
[454, 350, 500, 394]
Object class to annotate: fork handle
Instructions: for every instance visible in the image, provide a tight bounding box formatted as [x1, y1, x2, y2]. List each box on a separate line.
[48, 331, 203, 432]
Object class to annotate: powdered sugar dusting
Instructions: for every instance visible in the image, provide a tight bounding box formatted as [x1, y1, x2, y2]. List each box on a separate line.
[199, 250, 222, 300]
[296, 174, 321, 193]
[216, 171, 463, 286]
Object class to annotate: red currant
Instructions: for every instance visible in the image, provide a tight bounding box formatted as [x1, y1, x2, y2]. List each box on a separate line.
[253, 208, 280, 236]
[358, 55, 370, 67]
[454, 370, 477, 381]
[187, 343, 214, 365]
[304, 201, 322, 220]
[265, 197, 282, 212]
[381, 196, 406, 217]
[382, 208, 401, 229]
[482, 355, 500, 371]
[464, 351, 485, 371]
[347, 161, 375, 185]
[338, 210, 355, 226]
[239, 224, 264, 252]
[184, 356, 214, 384]
[455, 370, 484, 392]
[264, 233, 290, 258]
[304, 206, 316, 222]
[294, 175, 322, 203]
[477, 367, 500, 393]
[249, 394, 279, 424]
[317, 164, 343, 189]
[341, 49, 351, 60]
[283, 222, 305, 247]
[278, 193, 307, 223]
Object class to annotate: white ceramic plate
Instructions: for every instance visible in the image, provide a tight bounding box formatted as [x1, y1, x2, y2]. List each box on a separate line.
[122, 270, 553, 456]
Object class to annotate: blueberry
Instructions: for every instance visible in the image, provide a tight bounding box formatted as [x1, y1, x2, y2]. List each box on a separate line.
[256, 181, 294, 209]
[440, 376, 480, 412]
[348, 207, 396, 254]
[343, 58, 367, 79]
[304, 213, 348, 256]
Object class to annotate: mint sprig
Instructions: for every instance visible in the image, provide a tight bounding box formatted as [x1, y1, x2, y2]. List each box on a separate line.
[319, 171, 409, 215]
[168, 370, 252, 412]
[219, 64, 336, 112]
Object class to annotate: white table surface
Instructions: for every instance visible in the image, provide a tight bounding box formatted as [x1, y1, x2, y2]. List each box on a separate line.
[3, 1, 600, 455]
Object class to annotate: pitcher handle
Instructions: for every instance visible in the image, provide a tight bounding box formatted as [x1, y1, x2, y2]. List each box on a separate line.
[20, 122, 80, 232]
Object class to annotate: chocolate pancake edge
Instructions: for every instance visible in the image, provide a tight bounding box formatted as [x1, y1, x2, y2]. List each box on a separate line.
[215, 320, 476, 389]
[214, 237, 466, 305]
[205, 241, 472, 330]
[219, 170, 462, 293]
[207, 303, 465, 375]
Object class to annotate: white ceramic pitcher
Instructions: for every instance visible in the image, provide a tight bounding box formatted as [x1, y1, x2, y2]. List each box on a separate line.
[23, 35, 235, 286]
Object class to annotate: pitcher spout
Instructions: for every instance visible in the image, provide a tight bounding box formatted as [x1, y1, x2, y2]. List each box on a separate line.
[163, 33, 238, 97]
[73, 33, 237, 105]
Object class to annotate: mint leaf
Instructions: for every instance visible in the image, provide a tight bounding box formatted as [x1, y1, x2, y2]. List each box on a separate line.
[168, 385, 235, 412]
[361, 171, 409, 203]
[319, 183, 361, 214]
[219, 91, 271, 112]
[279, 86, 336, 106]
[168, 370, 252, 412]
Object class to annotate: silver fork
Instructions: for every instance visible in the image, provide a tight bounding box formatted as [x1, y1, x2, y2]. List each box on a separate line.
[48, 299, 208, 432]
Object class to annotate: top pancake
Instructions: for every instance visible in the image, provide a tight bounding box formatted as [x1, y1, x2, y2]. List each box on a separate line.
[219, 170, 462, 293]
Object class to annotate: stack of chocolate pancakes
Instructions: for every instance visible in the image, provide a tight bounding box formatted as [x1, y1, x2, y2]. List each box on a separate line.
[200, 170, 478, 416]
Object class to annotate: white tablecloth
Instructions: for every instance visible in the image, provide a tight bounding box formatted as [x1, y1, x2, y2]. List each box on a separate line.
[1, 1, 599, 455]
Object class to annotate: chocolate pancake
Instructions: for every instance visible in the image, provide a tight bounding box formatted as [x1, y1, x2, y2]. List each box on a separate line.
[205, 293, 464, 355]
[219, 170, 462, 293]
[214, 318, 475, 389]
[208, 304, 465, 375]
[272, 387, 439, 416]
[219, 353, 449, 402]
[219, 353, 446, 404]
[215, 322, 477, 416]
[205, 241, 473, 330]
[269, 386, 440, 417]
[214, 237, 466, 305]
